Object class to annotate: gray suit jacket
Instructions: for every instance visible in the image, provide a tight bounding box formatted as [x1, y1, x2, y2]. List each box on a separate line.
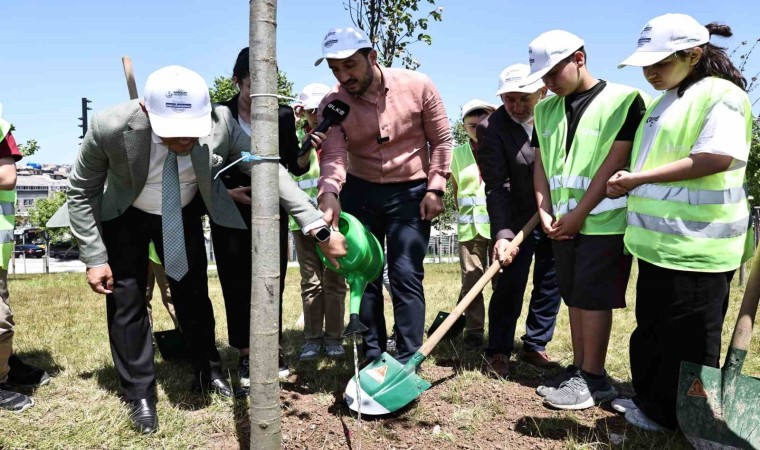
[68, 100, 322, 266]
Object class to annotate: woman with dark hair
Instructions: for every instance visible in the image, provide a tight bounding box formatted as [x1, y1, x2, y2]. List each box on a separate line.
[212, 47, 311, 386]
[608, 14, 753, 431]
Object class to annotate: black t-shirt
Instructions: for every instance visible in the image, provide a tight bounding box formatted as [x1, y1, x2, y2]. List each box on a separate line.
[531, 80, 647, 154]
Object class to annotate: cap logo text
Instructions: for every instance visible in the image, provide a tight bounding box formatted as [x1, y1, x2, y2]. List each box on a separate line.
[324, 39, 339, 48]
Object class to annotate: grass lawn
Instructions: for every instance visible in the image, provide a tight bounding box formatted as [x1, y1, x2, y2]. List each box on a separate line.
[1, 262, 758, 449]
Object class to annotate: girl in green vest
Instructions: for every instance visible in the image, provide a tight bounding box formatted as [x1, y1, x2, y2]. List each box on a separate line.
[609, 14, 753, 432]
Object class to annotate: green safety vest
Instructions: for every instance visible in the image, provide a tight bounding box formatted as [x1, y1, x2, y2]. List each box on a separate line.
[288, 128, 320, 231]
[148, 241, 162, 265]
[0, 114, 16, 270]
[451, 141, 489, 241]
[625, 77, 753, 272]
[0, 189, 16, 270]
[535, 82, 645, 235]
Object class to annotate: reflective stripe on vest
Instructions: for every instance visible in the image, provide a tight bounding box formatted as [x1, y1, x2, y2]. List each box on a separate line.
[457, 197, 486, 207]
[625, 77, 753, 272]
[535, 83, 647, 235]
[0, 202, 13, 216]
[0, 230, 14, 243]
[627, 211, 748, 240]
[451, 141, 490, 241]
[553, 196, 627, 217]
[458, 214, 490, 224]
[630, 185, 745, 205]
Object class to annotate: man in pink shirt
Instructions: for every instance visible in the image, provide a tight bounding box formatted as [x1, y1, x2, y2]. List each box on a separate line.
[312, 27, 452, 365]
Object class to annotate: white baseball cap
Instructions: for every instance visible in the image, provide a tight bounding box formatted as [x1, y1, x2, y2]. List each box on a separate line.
[618, 14, 709, 68]
[496, 63, 545, 95]
[297, 83, 332, 110]
[143, 65, 212, 138]
[461, 99, 497, 119]
[314, 27, 372, 66]
[522, 30, 585, 86]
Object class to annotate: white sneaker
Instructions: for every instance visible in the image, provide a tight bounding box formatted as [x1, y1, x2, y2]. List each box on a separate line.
[612, 397, 637, 414]
[625, 407, 666, 432]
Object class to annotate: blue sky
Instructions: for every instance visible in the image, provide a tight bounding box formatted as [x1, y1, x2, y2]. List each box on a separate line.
[2, 0, 758, 164]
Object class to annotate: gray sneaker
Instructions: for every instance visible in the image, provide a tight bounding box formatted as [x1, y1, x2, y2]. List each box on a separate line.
[536, 365, 577, 397]
[0, 385, 34, 412]
[324, 344, 345, 359]
[299, 342, 322, 361]
[543, 371, 618, 410]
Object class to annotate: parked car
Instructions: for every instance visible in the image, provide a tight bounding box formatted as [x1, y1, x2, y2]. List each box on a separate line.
[14, 244, 45, 258]
[48, 242, 80, 260]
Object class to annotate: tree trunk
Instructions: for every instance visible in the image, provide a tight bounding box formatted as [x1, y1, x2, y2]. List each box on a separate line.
[249, 1, 281, 449]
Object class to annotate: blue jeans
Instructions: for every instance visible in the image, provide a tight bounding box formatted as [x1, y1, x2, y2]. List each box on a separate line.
[340, 175, 430, 364]
[486, 228, 561, 356]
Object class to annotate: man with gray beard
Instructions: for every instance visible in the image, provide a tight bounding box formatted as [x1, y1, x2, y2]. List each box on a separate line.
[476, 64, 561, 378]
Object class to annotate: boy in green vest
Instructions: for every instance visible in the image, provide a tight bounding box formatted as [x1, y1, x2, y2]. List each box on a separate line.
[0, 104, 50, 411]
[291, 84, 348, 361]
[451, 99, 496, 350]
[525, 30, 647, 410]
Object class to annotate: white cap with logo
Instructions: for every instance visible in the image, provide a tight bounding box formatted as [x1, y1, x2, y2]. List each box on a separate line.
[297, 83, 332, 110]
[143, 65, 212, 138]
[496, 63, 545, 95]
[461, 99, 497, 119]
[618, 13, 709, 68]
[521, 30, 585, 86]
[314, 27, 372, 66]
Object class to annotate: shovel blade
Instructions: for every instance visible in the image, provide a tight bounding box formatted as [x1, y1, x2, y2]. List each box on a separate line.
[344, 352, 431, 415]
[677, 359, 760, 449]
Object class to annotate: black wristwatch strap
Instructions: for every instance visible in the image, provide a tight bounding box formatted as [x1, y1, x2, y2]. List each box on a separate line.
[426, 189, 445, 197]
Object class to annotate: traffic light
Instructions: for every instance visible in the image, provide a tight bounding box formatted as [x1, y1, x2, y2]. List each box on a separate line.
[78, 97, 92, 140]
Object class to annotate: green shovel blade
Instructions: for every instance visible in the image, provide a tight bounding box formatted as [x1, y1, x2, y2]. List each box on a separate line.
[345, 352, 431, 415]
[677, 352, 760, 449]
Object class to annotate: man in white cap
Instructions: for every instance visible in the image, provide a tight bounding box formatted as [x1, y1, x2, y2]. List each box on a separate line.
[67, 65, 346, 433]
[450, 99, 495, 351]
[525, 30, 648, 410]
[290, 83, 347, 361]
[313, 27, 452, 367]
[476, 64, 561, 378]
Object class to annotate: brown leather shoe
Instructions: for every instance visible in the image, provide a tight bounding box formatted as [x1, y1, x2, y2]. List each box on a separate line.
[485, 354, 511, 378]
[519, 350, 554, 368]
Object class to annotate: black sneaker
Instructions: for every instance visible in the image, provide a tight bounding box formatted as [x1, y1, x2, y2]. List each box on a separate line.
[238, 356, 250, 388]
[278, 354, 290, 379]
[7, 355, 51, 388]
[0, 385, 34, 412]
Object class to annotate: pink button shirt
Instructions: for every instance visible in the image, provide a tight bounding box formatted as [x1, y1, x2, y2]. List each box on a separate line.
[317, 66, 452, 197]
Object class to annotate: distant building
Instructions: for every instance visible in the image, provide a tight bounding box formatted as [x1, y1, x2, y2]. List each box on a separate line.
[15, 172, 69, 216]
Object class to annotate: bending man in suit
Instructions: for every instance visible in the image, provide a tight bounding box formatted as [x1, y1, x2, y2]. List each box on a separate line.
[67, 65, 346, 434]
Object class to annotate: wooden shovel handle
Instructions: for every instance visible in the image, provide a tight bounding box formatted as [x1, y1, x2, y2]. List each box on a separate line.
[122, 56, 138, 100]
[419, 213, 540, 357]
[730, 250, 760, 351]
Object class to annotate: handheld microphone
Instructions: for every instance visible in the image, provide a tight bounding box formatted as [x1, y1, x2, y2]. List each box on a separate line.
[298, 100, 350, 157]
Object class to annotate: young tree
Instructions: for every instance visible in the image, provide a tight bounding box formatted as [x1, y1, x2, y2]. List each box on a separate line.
[733, 38, 760, 206]
[345, 0, 443, 70]
[27, 191, 68, 242]
[18, 139, 40, 157]
[249, 1, 281, 448]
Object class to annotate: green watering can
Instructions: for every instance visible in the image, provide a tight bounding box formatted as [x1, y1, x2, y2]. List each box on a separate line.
[316, 212, 384, 337]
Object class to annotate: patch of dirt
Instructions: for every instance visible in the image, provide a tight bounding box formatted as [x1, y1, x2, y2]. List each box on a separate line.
[279, 362, 630, 450]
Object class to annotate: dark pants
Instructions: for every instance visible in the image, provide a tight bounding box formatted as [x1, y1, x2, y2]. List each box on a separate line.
[101, 196, 218, 400]
[486, 228, 561, 356]
[210, 204, 288, 350]
[341, 175, 430, 364]
[631, 260, 733, 429]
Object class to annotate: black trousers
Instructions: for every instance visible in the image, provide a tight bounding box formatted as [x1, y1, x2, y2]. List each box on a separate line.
[486, 228, 561, 356]
[210, 204, 288, 350]
[631, 260, 733, 429]
[101, 196, 219, 400]
[341, 175, 430, 364]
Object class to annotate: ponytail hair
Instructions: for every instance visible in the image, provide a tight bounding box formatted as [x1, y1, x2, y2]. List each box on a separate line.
[678, 23, 747, 96]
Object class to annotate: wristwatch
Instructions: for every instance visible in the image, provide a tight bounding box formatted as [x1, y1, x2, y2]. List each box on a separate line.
[311, 227, 331, 243]
[426, 189, 445, 197]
